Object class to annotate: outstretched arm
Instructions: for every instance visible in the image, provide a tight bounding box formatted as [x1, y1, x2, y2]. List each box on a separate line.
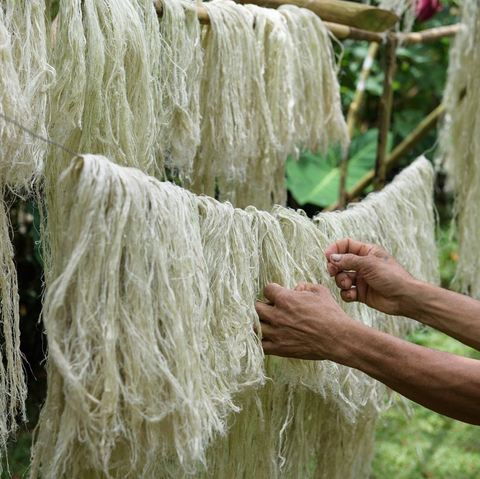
[325, 238, 480, 351]
[255, 283, 480, 425]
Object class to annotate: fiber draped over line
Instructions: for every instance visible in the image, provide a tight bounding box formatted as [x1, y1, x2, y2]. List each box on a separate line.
[32, 154, 267, 478]
[158, 0, 203, 176]
[202, 156, 438, 479]
[0, 0, 54, 188]
[278, 5, 349, 158]
[187, 1, 349, 210]
[186, 0, 275, 202]
[440, 0, 480, 298]
[0, 194, 26, 466]
[48, 0, 163, 176]
[33, 154, 438, 478]
[0, 0, 51, 464]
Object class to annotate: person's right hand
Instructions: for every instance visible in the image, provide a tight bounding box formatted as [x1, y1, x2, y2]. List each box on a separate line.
[325, 238, 417, 316]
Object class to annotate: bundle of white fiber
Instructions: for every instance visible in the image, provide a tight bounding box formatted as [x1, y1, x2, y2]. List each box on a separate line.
[0, 0, 53, 188]
[0, 194, 26, 463]
[440, 0, 480, 298]
[188, 0, 275, 201]
[202, 156, 438, 479]
[47, 0, 163, 176]
[31, 154, 266, 478]
[158, 0, 203, 176]
[278, 5, 349, 157]
[34, 154, 437, 477]
[0, 0, 50, 462]
[191, 2, 348, 211]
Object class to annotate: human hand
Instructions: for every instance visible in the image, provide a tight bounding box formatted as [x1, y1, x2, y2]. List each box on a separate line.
[325, 238, 416, 316]
[254, 282, 357, 362]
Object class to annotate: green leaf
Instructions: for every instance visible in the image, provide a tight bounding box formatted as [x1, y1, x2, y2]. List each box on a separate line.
[286, 128, 392, 208]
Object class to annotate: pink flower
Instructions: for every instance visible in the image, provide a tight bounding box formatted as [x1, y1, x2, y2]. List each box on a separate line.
[414, 0, 443, 22]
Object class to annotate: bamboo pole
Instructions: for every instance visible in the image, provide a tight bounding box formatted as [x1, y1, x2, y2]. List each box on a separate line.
[347, 43, 380, 138]
[323, 22, 385, 42]
[373, 35, 397, 192]
[325, 102, 446, 212]
[400, 24, 460, 45]
[153, 0, 210, 24]
[153, 1, 460, 45]
[233, 0, 399, 32]
[338, 42, 380, 208]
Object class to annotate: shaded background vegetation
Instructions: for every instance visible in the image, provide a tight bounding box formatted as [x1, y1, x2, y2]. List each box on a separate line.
[4, 1, 479, 477]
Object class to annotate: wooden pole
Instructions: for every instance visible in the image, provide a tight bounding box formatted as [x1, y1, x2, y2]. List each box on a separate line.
[373, 35, 397, 192]
[326, 102, 446, 211]
[346, 42, 380, 138]
[338, 42, 380, 209]
[233, 0, 399, 32]
[153, 2, 460, 45]
[400, 24, 460, 45]
[153, 0, 210, 24]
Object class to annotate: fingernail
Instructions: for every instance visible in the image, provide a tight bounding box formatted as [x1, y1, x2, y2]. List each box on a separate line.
[331, 254, 341, 262]
[341, 279, 346, 288]
[346, 291, 351, 299]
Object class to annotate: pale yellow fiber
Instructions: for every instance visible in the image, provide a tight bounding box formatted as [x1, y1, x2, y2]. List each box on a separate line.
[0, 1, 51, 467]
[440, 0, 480, 298]
[32, 155, 438, 478]
[48, 0, 163, 175]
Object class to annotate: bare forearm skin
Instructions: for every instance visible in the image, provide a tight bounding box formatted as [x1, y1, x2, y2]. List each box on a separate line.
[401, 279, 480, 351]
[334, 321, 480, 425]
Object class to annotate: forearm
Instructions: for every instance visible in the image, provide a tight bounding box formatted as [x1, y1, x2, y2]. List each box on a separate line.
[401, 280, 480, 351]
[334, 321, 480, 425]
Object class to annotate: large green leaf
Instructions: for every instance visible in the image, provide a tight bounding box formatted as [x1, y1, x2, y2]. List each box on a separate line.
[286, 128, 392, 208]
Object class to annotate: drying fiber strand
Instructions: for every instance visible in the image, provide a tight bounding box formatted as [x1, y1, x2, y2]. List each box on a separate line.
[0, 0, 54, 188]
[47, 0, 163, 176]
[188, 2, 348, 211]
[157, 0, 203, 177]
[187, 0, 275, 203]
[0, 0, 52, 464]
[0, 192, 27, 467]
[278, 5, 349, 157]
[33, 154, 438, 478]
[440, 0, 480, 298]
[201, 156, 438, 479]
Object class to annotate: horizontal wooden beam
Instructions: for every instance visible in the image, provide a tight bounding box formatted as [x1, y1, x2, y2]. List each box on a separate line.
[154, 1, 459, 45]
[400, 24, 460, 45]
[324, 22, 384, 42]
[153, 0, 210, 24]
[233, 0, 399, 32]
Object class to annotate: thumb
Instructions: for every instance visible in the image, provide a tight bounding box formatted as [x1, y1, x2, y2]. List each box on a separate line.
[329, 253, 365, 273]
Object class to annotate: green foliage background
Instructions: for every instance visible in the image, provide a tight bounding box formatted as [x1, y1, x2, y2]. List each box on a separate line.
[5, 1, 479, 477]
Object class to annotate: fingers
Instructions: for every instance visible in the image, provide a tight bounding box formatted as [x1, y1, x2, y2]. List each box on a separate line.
[263, 283, 287, 304]
[328, 253, 365, 276]
[335, 272, 356, 289]
[325, 238, 373, 262]
[258, 321, 274, 339]
[255, 301, 273, 322]
[340, 288, 358, 303]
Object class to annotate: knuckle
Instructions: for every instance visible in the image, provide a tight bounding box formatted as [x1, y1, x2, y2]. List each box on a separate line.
[316, 284, 328, 294]
[275, 290, 290, 305]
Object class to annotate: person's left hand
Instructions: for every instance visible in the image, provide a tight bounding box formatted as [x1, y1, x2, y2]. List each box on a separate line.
[254, 282, 357, 361]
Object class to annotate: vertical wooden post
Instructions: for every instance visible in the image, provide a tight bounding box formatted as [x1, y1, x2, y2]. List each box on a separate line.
[346, 42, 380, 138]
[338, 149, 350, 209]
[339, 42, 380, 209]
[373, 35, 397, 191]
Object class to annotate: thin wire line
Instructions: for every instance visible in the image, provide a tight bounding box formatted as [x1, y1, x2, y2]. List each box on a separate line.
[0, 112, 79, 158]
